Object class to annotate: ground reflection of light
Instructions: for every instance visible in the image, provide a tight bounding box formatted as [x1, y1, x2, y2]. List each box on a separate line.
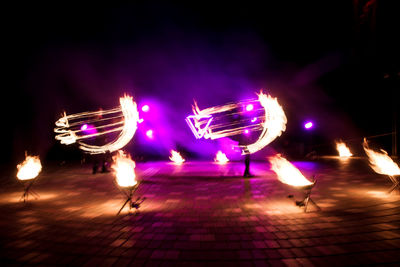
[367, 190, 392, 199]
[0, 192, 58, 203]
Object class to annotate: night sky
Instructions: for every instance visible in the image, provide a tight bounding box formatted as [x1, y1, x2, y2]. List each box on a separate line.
[3, 1, 399, 163]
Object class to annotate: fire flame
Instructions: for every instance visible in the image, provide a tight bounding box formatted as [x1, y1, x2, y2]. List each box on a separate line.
[363, 138, 400, 177]
[336, 141, 353, 158]
[269, 154, 313, 187]
[186, 91, 287, 155]
[243, 92, 287, 154]
[169, 150, 185, 165]
[112, 150, 137, 188]
[17, 154, 42, 181]
[214, 151, 229, 164]
[55, 95, 140, 154]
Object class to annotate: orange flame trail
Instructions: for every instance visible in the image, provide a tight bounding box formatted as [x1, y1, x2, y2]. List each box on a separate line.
[169, 150, 185, 165]
[269, 154, 313, 187]
[55, 95, 140, 154]
[17, 154, 42, 181]
[112, 151, 137, 188]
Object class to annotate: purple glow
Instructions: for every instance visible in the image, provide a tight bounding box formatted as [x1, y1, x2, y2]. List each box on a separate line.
[251, 117, 257, 123]
[304, 121, 313, 129]
[244, 129, 250, 135]
[142, 105, 150, 112]
[80, 124, 97, 135]
[146, 129, 154, 139]
[245, 104, 254, 112]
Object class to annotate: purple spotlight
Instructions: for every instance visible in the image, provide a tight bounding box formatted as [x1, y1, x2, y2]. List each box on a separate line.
[142, 105, 150, 112]
[304, 121, 313, 129]
[244, 129, 250, 135]
[251, 117, 257, 123]
[81, 124, 88, 131]
[146, 129, 154, 139]
[245, 104, 254, 112]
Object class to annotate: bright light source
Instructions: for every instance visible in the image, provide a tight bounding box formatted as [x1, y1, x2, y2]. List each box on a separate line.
[112, 150, 137, 188]
[336, 141, 353, 158]
[55, 95, 140, 154]
[251, 117, 257, 123]
[81, 124, 88, 131]
[142, 105, 150, 112]
[245, 104, 254, 112]
[17, 154, 42, 181]
[186, 91, 287, 155]
[169, 150, 185, 165]
[304, 121, 313, 129]
[215, 151, 229, 164]
[146, 129, 154, 139]
[269, 154, 313, 187]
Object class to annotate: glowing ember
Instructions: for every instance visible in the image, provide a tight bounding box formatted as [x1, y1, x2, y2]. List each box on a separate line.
[186, 91, 287, 155]
[336, 141, 353, 158]
[17, 154, 42, 181]
[55, 95, 140, 154]
[214, 151, 229, 164]
[269, 154, 313, 187]
[169, 150, 185, 164]
[363, 138, 400, 177]
[112, 150, 137, 188]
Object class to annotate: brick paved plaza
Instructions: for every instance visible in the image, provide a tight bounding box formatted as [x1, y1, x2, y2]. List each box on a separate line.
[1, 158, 399, 266]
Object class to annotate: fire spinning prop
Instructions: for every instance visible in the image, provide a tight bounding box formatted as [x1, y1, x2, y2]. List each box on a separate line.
[54, 95, 140, 154]
[186, 91, 287, 155]
[112, 151, 145, 215]
[214, 150, 229, 164]
[336, 140, 353, 158]
[269, 155, 320, 212]
[16, 153, 42, 202]
[363, 138, 400, 193]
[169, 150, 185, 165]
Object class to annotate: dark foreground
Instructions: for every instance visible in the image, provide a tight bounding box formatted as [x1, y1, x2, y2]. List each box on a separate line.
[0, 158, 399, 266]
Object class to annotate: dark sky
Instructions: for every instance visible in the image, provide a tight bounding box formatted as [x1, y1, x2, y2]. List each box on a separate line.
[3, 1, 399, 163]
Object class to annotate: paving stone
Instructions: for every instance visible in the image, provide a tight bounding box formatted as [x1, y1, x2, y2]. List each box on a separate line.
[0, 160, 399, 265]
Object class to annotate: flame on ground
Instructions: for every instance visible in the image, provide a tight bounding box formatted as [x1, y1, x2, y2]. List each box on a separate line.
[269, 154, 313, 187]
[17, 154, 42, 181]
[214, 151, 229, 164]
[363, 138, 400, 177]
[336, 141, 353, 158]
[169, 150, 185, 165]
[112, 150, 137, 188]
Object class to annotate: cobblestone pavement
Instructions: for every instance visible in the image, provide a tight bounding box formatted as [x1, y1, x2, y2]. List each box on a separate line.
[1, 158, 399, 266]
